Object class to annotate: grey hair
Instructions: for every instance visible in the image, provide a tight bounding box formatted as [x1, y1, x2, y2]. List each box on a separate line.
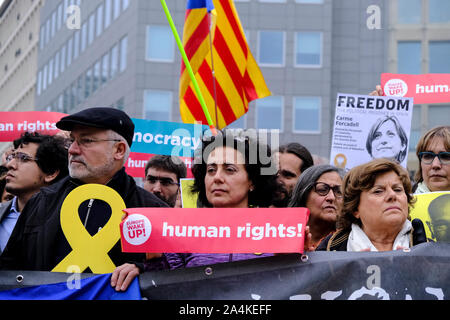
[288, 164, 346, 207]
[108, 130, 131, 166]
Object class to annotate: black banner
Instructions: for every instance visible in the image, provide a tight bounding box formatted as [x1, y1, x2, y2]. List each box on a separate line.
[0, 242, 449, 300]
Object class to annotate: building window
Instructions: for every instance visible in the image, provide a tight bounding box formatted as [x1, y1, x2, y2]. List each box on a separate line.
[144, 90, 172, 121]
[119, 36, 128, 72]
[37, 70, 42, 96]
[48, 58, 53, 86]
[122, 0, 130, 11]
[57, 3, 63, 31]
[67, 36, 73, 67]
[113, 0, 121, 20]
[60, 44, 66, 73]
[43, 64, 48, 91]
[429, 41, 450, 73]
[102, 52, 110, 84]
[76, 75, 84, 105]
[54, 51, 60, 80]
[88, 13, 95, 45]
[73, 30, 80, 60]
[93, 60, 101, 93]
[258, 31, 285, 66]
[293, 96, 321, 133]
[105, 0, 112, 29]
[39, 26, 45, 50]
[146, 25, 174, 62]
[397, 41, 421, 74]
[85, 68, 92, 99]
[96, 4, 104, 37]
[256, 96, 283, 130]
[51, 11, 57, 39]
[397, 0, 421, 24]
[110, 43, 119, 78]
[295, 32, 322, 67]
[81, 22, 87, 53]
[429, 0, 450, 23]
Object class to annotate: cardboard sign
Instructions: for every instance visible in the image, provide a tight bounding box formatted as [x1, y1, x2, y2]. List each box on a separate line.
[179, 178, 198, 208]
[0, 111, 67, 141]
[330, 93, 413, 170]
[120, 207, 310, 254]
[381, 73, 450, 104]
[410, 191, 450, 242]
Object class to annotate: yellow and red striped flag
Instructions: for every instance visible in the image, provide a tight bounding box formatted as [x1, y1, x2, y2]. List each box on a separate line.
[180, 0, 271, 129]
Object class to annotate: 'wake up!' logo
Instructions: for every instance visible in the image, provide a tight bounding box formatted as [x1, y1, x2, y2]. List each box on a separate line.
[384, 79, 408, 97]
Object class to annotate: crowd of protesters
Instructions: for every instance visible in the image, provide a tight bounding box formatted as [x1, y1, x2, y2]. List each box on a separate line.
[0, 105, 448, 292]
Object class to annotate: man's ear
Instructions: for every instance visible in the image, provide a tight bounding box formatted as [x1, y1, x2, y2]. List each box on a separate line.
[113, 141, 127, 161]
[44, 169, 60, 184]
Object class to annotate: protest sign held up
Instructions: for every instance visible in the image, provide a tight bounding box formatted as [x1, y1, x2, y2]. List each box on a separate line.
[120, 207, 310, 254]
[330, 93, 413, 171]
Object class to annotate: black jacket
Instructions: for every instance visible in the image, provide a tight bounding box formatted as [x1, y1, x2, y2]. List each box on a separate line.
[0, 168, 168, 271]
[316, 219, 428, 251]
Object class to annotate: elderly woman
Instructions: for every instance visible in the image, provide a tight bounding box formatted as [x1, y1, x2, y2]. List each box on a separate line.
[111, 130, 280, 290]
[288, 165, 345, 250]
[317, 159, 427, 251]
[414, 126, 450, 193]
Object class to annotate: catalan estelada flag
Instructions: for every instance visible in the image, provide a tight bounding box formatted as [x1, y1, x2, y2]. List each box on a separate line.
[180, 0, 271, 129]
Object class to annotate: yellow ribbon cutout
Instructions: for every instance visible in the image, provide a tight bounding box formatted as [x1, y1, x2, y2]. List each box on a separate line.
[52, 184, 126, 274]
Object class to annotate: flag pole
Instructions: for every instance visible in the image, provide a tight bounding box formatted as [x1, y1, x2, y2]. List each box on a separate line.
[160, 0, 217, 136]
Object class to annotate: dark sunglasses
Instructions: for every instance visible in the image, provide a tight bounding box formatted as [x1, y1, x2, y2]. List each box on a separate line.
[146, 175, 179, 187]
[418, 152, 450, 165]
[313, 182, 343, 198]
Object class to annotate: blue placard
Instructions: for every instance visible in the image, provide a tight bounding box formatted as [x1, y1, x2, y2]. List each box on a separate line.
[131, 119, 209, 158]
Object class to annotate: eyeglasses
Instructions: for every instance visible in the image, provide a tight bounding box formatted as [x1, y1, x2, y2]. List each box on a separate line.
[313, 182, 343, 198]
[6, 152, 39, 163]
[418, 152, 450, 165]
[146, 175, 179, 187]
[67, 137, 122, 148]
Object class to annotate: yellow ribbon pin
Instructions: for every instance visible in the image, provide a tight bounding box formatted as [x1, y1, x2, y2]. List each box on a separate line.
[52, 184, 126, 274]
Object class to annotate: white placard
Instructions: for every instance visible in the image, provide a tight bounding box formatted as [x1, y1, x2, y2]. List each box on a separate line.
[330, 93, 414, 171]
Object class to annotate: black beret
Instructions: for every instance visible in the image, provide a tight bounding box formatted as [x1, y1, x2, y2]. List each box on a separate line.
[56, 107, 134, 147]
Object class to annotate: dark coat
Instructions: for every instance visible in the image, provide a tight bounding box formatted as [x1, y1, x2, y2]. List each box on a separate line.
[0, 168, 168, 271]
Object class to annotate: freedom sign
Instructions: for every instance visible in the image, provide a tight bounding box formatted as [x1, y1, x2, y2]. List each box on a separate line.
[381, 73, 450, 104]
[120, 207, 310, 254]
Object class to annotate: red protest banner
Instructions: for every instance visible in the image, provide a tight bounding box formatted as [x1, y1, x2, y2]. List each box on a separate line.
[0, 111, 67, 142]
[381, 73, 450, 104]
[120, 207, 310, 254]
[124, 152, 193, 179]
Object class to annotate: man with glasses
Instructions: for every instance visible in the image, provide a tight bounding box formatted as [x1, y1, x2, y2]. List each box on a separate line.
[144, 155, 187, 208]
[0, 108, 168, 280]
[0, 132, 68, 255]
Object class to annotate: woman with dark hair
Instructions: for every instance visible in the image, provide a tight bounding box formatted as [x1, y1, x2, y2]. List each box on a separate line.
[366, 115, 408, 163]
[289, 165, 345, 250]
[317, 159, 427, 251]
[164, 130, 280, 268]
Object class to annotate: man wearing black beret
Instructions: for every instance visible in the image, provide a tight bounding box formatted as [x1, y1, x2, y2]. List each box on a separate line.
[0, 107, 168, 286]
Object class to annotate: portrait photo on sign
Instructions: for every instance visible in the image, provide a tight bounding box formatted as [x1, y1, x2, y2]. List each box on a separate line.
[366, 115, 408, 164]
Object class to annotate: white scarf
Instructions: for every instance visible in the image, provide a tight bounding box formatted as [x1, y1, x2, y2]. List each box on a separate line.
[414, 182, 431, 194]
[347, 220, 412, 252]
